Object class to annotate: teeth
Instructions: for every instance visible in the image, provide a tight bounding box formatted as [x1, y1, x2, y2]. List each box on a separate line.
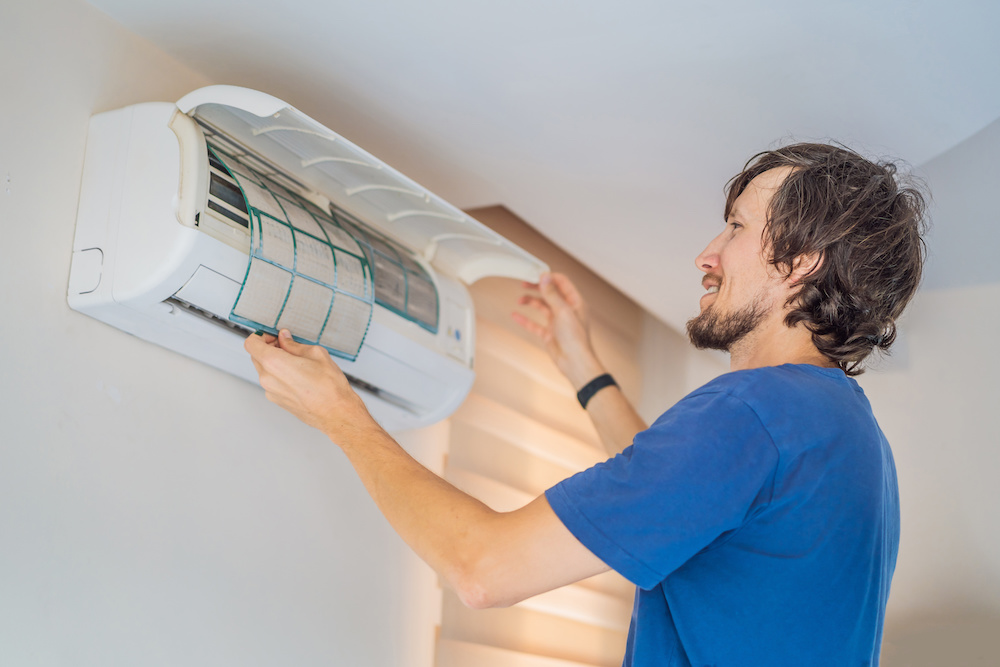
[707, 286, 719, 294]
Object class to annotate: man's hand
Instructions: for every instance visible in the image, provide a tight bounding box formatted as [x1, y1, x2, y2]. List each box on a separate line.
[513, 272, 648, 455]
[513, 272, 607, 391]
[244, 330, 379, 442]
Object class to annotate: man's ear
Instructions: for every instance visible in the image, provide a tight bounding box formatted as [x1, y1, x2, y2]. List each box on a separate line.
[789, 251, 822, 284]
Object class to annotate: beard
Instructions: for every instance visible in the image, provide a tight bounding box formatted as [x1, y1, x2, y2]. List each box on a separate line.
[686, 296, 767, 352]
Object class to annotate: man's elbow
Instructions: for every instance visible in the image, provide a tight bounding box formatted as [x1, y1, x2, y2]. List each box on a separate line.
[454, 580, 497, 610]
[449, 562, 518, 610]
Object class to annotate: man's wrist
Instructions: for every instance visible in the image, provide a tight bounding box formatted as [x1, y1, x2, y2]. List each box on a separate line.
[331, 419, 392, 454]
[577, 373, 618, 409]
[320, 398, 384, 448]
[567, 358, 608, 392]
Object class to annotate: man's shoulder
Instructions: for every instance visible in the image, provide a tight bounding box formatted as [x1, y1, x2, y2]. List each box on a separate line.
[691, 364, 857, 404]
[671, 364, 867, 436]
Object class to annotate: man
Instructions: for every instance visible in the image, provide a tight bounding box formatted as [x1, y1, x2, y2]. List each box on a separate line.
[245, 143, 926, 666]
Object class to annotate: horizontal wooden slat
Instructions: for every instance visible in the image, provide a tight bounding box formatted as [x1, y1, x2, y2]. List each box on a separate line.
[575, 569, 636, 601]
[446, 205, 647, 667]
[471, 349, 602, 447]
[430, 468, 632, 630]
[437, 639, 602, 667]
[476, 319, 575, 397]
[589, 320, 643, 407]
[441, 592, 627, 667]
[449, 420, 576, 497]
[453, 394, 605, 472]
[446, 466, 534, 512]
[517, 584, 632, 632]
[444, 466, 635, 604]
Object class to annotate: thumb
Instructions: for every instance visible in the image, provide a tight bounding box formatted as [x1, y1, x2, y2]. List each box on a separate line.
[276, 329, 312, 357]
[538, 273, 568, 311]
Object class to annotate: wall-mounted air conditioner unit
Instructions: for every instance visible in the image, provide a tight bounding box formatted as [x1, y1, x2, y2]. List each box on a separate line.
[68, 85, 547, 431]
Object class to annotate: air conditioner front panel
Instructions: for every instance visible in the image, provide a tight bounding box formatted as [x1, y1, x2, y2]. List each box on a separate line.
[70, 87, 537, 431]
[178, 85, 547, 284]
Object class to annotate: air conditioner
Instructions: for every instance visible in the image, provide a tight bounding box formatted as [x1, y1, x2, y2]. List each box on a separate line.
[68, 85, 547, 432]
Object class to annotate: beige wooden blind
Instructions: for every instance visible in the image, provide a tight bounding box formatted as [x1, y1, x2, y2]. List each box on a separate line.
[436, 207, 646, 667]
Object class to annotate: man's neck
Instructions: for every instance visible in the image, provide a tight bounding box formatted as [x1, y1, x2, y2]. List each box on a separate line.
[728, 316, 835, 372]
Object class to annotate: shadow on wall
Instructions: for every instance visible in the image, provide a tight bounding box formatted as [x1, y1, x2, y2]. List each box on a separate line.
[917, 113, 1000, 292]
[881, 610, 1000, 666]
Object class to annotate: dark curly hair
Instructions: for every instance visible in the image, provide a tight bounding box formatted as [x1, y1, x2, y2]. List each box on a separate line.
[724, 143, 928, 375]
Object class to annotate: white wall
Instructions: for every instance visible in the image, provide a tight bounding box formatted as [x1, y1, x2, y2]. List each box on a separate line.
[862, 119, 1000, 663]
[0, 2, 440, 665]
[865, 285, 1000, 665]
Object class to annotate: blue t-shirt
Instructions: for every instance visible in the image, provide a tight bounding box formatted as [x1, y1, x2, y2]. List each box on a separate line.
[546, 364, 899, 667]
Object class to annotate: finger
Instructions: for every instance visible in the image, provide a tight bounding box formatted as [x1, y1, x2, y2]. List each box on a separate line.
[511, 311, 551, 341]
[244, 331, 270, 357]
[518, 295, 553, 318]
[245, 332, 284, 360]
[275, 329, 316, 358]
[538, 273, 569, 311]
[245, 333, 294, 375]
[549, 273, 585, 310]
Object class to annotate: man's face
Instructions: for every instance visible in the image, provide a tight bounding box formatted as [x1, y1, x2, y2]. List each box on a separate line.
[686, 167, 794, 352]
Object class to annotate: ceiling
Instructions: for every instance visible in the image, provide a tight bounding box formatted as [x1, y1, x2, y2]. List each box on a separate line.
[88, 0, 1000, 333]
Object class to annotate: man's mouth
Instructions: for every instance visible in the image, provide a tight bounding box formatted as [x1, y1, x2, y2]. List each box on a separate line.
[699, 278, 721, 310]
[701, 275, 721, 294]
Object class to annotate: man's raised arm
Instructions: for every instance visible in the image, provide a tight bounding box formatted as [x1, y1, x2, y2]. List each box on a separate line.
[513, 273, 648, 455]
[245, 331, 610, 609]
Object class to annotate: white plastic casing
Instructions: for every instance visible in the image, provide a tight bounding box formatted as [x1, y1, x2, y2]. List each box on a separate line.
[69, 92, 546, 431]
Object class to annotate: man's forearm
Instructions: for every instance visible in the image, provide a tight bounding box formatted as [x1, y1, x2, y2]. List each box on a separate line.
[581, 384, 648, 456]
[565, 360, 647, 456]
[331, 424, 610, 608]
[335, 426, 497, 599]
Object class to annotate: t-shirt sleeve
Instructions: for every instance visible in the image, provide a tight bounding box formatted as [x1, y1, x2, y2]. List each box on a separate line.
[546, 390, 779, 590]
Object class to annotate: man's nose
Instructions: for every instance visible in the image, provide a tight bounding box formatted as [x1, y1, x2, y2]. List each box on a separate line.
[695, 239, 720, 273]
